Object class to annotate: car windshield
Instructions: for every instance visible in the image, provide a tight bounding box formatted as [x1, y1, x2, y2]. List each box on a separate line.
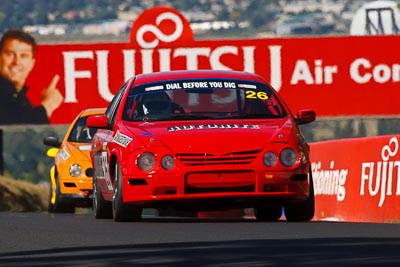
[68, 116, 98, 143]
[122, 79, 288, 122]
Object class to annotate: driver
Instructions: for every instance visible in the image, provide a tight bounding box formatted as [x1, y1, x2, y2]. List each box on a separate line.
[136, 91, 184, 116]
[142, 92, 172, 115]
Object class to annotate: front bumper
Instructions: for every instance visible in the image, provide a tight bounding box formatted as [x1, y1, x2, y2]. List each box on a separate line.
[121, 169, 310, 210]
[59, 178, 93, 205]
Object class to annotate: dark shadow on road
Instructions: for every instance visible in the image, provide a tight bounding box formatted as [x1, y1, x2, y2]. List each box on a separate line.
[1, 237, 400, 266]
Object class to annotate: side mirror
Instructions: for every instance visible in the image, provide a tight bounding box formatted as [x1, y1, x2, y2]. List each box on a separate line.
[46, 147, 59, 158]
[296, 109, 316, 125]
[86, 114, 109, 129]
[43, 136, 62, 148]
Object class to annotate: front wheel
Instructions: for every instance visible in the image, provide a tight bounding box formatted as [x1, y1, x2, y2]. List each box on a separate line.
[112, 161, 142, 222]
[93, 173, 112, 219]
[284, 171, 315, 222]
[254, 206, 282, 222]
[49, 173, 75, 213]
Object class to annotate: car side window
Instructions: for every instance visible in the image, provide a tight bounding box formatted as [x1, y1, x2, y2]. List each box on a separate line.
[68, 116, 96, 143]
[105, 80, 131, 127]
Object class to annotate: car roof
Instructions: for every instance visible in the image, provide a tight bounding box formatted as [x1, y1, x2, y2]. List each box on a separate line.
[133, 70, 266, 85]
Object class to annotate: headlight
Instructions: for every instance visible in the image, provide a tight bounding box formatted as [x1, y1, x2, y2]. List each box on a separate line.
[70, 164, 82, 177]
[161, 155, 175, 170]
[280, 148, 298, 167]
[137, 152, 155, 171]
[263, 152, 277, 167]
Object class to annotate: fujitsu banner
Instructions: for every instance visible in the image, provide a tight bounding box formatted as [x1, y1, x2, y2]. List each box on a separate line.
[25, 6, 400, 124]
[311, 135, 400, 223]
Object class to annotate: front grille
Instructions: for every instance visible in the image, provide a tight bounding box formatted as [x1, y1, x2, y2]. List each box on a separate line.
[185, 185, 255, 194]
[177, 150, 261, 166]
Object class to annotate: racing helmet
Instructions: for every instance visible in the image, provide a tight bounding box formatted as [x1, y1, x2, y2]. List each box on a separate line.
[141, 92, 172, 114]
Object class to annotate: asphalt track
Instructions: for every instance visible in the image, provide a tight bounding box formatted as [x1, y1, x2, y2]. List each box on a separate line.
[1, 211, 400, 266]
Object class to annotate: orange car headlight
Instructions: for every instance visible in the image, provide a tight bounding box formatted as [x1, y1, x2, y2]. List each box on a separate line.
[70, 164, 83, 177]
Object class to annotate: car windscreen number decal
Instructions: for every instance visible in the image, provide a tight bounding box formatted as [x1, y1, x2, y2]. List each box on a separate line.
[245, 90, 269, 100]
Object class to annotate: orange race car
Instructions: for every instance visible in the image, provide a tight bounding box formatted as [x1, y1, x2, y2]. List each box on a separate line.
[43, 108, 105, 213]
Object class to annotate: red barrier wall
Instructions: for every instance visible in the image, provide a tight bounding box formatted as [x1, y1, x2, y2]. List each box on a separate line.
[310, 135, 400, 223]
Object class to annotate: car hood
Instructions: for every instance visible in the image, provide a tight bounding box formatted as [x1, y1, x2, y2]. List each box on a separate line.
[125, 118, 295, 154]
[58, 142, 92, 162]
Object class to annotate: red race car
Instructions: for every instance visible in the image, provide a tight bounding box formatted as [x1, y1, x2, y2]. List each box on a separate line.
[87, 70, 316, 222]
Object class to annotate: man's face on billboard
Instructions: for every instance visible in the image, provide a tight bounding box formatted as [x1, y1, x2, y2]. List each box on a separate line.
[0, 39, 35, 91]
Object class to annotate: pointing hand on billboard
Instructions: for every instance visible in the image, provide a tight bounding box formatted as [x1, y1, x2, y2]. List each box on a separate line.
[41, 74, 64, 117]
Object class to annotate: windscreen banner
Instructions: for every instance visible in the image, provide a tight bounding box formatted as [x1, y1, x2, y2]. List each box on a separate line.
[22, 6, 400, 125]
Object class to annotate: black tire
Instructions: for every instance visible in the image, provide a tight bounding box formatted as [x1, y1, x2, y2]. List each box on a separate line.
[255, 206, 282, 222]
[93, 173, 112, 219]
[112, 161, 142, 222]
[51, 175, 75, 213]
[284, 171, 315, 222]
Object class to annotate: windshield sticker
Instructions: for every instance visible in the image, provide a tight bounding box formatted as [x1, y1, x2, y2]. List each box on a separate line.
[182, 81, 209, 88]
[79, 145, 91, 151]
[167, 124, 260, 132]
[144, 81, 242, 92]
[238, 83, 257, 89]
[145, 85, 164, 91]
[113, 130, 133, 147]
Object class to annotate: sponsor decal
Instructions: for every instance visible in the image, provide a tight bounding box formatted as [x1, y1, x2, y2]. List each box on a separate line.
[167, 124, 260, 132]
[112, 130, 133, 147]
[94, 151, 112, 190]
[102, 141, 108, 150]
[100, 151, 113, 190]
[312, 161, 348, 201]
[360, 137, 400, 207]
[60, 149, 70, 161]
